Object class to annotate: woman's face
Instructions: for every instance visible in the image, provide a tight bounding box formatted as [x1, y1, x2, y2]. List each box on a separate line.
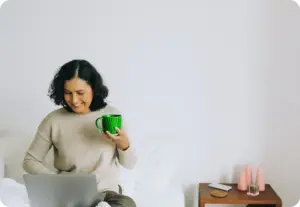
[64, 77, 93, 114]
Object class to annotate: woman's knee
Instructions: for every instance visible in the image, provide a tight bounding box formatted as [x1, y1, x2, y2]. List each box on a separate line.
[120, 195, 136, 207]
[104, 191, 136, 207]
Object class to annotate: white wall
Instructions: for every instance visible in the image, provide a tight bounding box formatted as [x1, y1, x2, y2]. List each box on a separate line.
[262, 1, 300, 207]
[0, 0, 299, 207]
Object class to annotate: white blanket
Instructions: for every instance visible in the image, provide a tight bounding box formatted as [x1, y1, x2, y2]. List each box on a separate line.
[0, 178, 30, 207]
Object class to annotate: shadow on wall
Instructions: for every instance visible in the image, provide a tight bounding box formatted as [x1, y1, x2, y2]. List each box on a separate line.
[184, 183, 198, 207]
[262, 1, 300, 207]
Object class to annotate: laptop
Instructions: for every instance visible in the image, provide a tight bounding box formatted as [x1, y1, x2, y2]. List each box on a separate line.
[23, 174, 102, 207]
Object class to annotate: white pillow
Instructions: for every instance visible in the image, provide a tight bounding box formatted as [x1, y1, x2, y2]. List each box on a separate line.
[0, 156, 4, 180]
[0, 178, 30, 206]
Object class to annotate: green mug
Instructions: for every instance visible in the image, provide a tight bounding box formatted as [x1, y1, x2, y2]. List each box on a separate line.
[95, 114, 122, 135]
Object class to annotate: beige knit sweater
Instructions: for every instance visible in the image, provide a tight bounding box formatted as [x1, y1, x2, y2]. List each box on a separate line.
[23, 104, 137, 193]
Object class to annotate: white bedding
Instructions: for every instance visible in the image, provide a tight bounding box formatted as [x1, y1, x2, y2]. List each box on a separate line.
[0, 135, 185, 207]
[0, 178, 30, 207]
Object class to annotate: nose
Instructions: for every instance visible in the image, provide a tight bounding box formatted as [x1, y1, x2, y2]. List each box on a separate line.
[72, 94, 79, 104]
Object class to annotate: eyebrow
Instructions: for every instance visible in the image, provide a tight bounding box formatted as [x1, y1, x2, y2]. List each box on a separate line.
[64, 89, 85, 93]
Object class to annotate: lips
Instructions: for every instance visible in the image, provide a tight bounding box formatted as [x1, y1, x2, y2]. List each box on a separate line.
[72, 103, 82, 108]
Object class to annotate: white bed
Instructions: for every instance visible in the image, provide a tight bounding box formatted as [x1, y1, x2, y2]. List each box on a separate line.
[0, 134, 185, 207]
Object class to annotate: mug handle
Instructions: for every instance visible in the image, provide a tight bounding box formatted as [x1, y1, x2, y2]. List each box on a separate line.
[95, 117, 103, 130]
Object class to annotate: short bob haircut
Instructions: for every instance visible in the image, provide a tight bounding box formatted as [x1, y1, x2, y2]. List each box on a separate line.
[48, 59, 109, 112]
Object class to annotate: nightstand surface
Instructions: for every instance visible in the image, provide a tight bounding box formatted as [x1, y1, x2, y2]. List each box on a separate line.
[198, 183, 282, 207]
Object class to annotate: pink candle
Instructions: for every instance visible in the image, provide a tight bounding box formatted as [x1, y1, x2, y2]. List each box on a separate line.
[246, 164, 252, 186]
[238, 168, 247, 191]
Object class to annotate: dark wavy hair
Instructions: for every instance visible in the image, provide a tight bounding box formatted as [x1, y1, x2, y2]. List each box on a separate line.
[48, 59, 109, 112]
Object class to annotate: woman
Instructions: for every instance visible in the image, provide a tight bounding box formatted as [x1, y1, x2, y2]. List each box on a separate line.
[23, 59, 137, 207]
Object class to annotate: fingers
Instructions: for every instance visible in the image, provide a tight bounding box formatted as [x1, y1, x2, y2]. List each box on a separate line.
[115, 127, 122, 135]
[105, 130, 121, 141]
[102, 127, 126, 142]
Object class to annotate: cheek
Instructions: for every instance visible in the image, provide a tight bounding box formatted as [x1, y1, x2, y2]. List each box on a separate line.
[83, 92, 93, 103]
[64, 94, 70, 102]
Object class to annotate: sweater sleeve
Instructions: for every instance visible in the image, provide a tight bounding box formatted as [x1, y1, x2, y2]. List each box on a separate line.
[115, 111, 137, 169]
[117, 144, 137, 169]
[23, 116, 56, 174]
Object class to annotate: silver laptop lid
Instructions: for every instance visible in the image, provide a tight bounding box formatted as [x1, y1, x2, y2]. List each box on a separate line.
[23, 174, 99, 207]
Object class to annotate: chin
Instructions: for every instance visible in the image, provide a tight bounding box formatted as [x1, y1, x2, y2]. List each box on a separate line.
[74, 110, 83, 114]
[71, 106, 83, 113]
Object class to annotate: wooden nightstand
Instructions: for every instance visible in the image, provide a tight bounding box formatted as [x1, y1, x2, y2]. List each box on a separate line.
[199, 183, 282, 207]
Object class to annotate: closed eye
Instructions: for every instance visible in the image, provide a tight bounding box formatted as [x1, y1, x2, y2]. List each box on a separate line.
[77, 91, 85, 95]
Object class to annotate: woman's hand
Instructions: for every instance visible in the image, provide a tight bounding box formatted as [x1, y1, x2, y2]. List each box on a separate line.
[103, 127, 130, 151]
